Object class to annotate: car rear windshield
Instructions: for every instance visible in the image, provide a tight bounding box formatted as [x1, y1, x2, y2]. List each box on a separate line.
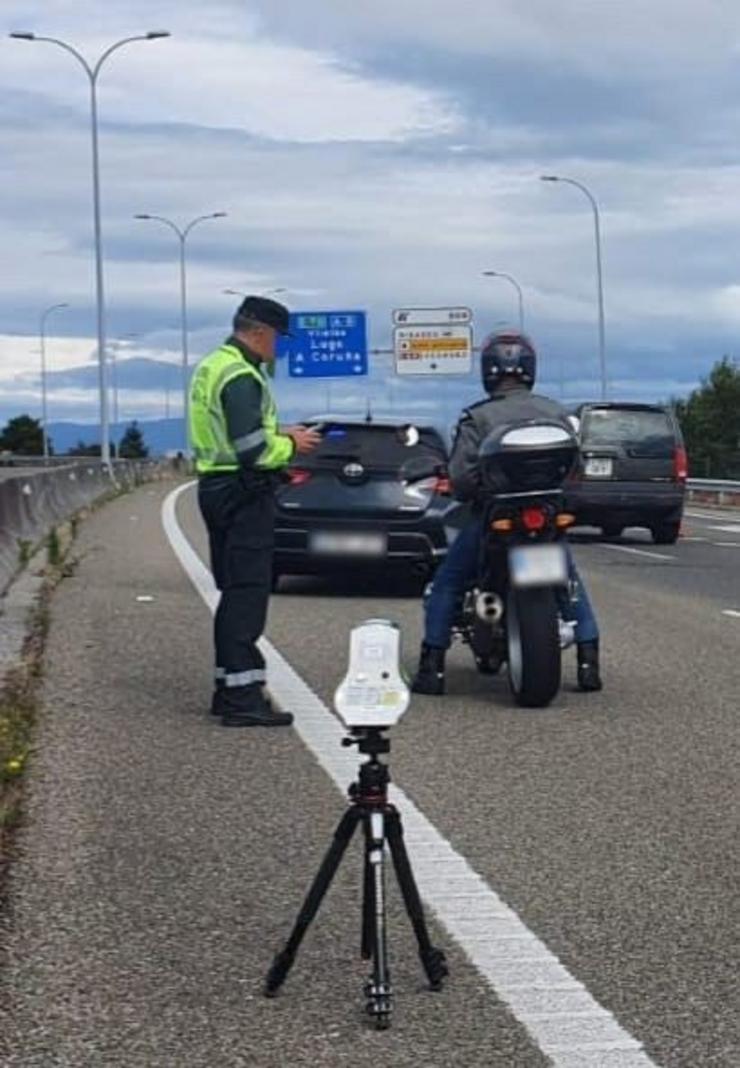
[305, 424, 446, 470]
[581, 407, 675, 457]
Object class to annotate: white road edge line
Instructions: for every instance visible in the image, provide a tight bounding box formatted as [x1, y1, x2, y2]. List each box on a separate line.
[722, 609, 740, 619]
[601, 544, 675, 562]
[163, 482, 660, 1067]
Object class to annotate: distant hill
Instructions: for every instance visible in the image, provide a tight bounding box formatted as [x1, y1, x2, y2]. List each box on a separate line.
[48, 418, 186, 457]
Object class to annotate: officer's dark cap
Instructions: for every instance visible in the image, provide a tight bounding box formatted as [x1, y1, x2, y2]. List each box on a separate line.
[236, 295, 292, 336]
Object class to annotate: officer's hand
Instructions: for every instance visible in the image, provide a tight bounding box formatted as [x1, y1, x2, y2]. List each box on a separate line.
[287, 425, 322, 454]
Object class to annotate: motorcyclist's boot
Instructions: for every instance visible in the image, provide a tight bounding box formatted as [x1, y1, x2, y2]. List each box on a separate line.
[577, 640, 602, 692]
[411, 643, 446, 696]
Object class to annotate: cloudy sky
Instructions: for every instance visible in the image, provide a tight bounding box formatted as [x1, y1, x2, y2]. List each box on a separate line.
[2, 0, 740, 436]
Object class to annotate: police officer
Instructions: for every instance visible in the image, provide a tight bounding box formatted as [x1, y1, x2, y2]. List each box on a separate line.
[189, 296, 320, 727]
[411, 329, 603, 695]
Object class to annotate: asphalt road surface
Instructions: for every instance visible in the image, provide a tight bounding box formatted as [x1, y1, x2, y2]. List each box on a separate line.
[0, 484, 737, 1067]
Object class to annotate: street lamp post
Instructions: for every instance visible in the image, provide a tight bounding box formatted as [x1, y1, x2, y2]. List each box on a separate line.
[222, 287, 287, 298]
[482, 270, 525, 331]
[109, 333, 138, 455]
[10, 31, 171, 467]
[39, 302, 69, 462]
[541, 174, 607, 399]
[136, 212, 227, 454]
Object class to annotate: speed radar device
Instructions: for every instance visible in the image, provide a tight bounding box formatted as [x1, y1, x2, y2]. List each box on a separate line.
[264, 619, 447, 1028]
[334, 620, 409, 729]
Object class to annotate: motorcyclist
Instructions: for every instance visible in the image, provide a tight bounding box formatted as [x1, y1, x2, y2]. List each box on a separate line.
[411, 329, 602, 695]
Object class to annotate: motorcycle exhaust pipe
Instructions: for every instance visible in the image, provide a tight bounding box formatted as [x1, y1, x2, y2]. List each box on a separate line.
[475, 591, 504, 623]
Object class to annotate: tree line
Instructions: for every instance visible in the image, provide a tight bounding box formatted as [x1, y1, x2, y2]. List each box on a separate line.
[0, 416, 149, 459]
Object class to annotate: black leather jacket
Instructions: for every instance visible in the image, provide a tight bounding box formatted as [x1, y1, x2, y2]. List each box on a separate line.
[449, 385, 574, 503]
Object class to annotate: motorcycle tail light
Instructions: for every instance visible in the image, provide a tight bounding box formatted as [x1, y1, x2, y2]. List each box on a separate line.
[555, 512, 576, 528]
[521, 506, 547, 531]
[673, 446, 688, 482]
[490, 518, 514, 532]
[287, 468, 312, 486]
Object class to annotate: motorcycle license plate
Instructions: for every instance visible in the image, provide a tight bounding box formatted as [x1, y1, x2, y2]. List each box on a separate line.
[509, 544, 568, 588]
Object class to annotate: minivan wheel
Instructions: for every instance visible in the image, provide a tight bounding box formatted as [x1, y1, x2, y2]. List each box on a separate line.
[601, 523, 624, 539]
[651, 520, 681, 545]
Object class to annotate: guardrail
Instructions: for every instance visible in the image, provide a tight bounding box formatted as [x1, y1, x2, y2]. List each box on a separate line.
[0, 460, 173, 597]
[686, 478, 740, 508]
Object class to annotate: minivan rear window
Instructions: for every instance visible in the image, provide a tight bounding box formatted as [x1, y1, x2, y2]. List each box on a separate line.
[581, 408, 674, 457]
[308, 424, 446, 470]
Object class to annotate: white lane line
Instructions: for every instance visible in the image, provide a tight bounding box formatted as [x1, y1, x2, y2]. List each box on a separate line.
[162, 483, 660, 1067]
[602, 544, 675, 562]
[722, 609, 740, 619]
[713, 542, 740, 548]
[685, 509, 740, 521]
[709, 525, 740, 534]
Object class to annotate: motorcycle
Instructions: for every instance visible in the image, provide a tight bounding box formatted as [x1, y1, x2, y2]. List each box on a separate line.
[408, 419, 580, 708]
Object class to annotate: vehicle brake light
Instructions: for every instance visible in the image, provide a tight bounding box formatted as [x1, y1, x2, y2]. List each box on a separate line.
[287, 468, 312, 486]
[674, 446, 688, 482]
[521, 507, 547, 531]
[434, 476, 452, 496]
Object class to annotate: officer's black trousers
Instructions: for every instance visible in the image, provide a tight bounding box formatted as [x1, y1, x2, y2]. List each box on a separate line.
[198, 477, 275, 704]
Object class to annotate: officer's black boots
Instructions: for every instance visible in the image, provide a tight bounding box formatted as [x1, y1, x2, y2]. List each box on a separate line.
[411, 643, 446, 696]
[212, 687, 294, 727]
[577, 640, 603, 692]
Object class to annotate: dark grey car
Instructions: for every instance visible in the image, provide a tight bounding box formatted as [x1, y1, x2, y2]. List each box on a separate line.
[565, 402, 687, 544]
[273, 419, 464, 585]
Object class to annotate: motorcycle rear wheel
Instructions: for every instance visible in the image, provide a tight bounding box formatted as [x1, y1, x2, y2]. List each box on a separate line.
[506, 587, 561, 707]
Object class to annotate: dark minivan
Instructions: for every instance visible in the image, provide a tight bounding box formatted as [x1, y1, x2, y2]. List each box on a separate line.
[566, 402, 687, 543]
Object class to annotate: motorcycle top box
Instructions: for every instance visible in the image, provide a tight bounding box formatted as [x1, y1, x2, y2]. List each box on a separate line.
[478, 420, 579, 495]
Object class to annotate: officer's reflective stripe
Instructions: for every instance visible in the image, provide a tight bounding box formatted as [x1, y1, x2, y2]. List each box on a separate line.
[233, 428, 266, 453]
[223, 669, 266, 688]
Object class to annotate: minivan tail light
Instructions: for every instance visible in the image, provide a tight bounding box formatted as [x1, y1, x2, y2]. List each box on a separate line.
[673, 446, 688, 482]
[287, 468, 312, 486]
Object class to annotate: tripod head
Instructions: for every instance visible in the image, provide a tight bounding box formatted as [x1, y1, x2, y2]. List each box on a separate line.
[342, 727, 391, 759]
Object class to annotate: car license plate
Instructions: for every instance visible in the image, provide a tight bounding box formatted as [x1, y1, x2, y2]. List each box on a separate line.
[585, 457, 613, 477]
[509, 544, 568, 588]
[310, 531, 387, 557]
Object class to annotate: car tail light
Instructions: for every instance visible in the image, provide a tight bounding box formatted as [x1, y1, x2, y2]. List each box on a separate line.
[521, 506, 547, 532]
[433, 476, 452, 496]
[555, 512, 576, 529]
[673, 446, 688, 482]
[287, 468, 312, 486]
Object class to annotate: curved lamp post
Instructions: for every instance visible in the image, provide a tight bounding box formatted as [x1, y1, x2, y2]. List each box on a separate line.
[10, 31, 171, 466]
[541, 174, 607, 399]
[39, 302, 69, 461]
[482, 270, 525, 332]
[135, 212, 227, 454]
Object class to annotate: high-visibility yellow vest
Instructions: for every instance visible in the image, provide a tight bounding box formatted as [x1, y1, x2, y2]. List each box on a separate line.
[189, 343, 293, 475]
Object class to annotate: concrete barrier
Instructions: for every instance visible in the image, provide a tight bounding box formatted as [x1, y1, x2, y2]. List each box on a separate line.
[0, 461, 168, 596]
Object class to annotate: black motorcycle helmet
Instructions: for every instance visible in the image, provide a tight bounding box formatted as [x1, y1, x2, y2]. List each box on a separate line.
[480, 330, 537, 394]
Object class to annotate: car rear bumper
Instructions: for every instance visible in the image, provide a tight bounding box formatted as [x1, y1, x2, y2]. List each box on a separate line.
[565, 480, 686, 525]
[274, 516, 448, 575]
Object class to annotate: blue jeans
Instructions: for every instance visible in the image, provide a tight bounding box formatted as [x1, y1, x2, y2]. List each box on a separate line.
[424, 520, 599, 649]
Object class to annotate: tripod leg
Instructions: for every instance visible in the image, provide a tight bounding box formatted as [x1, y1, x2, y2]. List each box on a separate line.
[364, 810, 392, 1029]
[361, 818, 375, 960]
[264, 806, 361, 996]
[386, 810, 448, 990]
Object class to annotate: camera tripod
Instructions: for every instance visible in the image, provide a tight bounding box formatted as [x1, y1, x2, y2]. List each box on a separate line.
[264, 728, 448, 1028]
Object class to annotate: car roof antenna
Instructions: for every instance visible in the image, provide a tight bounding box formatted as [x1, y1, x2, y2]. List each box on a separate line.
[365, 397, 373, 423]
